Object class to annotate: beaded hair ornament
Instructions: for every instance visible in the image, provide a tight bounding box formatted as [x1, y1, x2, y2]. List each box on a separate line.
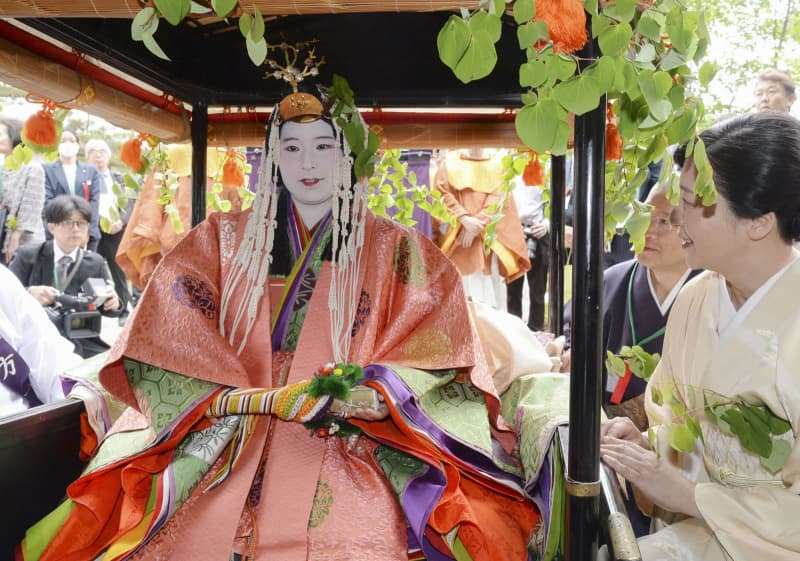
[219, 45, 368, 365]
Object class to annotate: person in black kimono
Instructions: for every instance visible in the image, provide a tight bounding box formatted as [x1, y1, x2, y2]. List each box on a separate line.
[566, 184, 699, 425]
[565, 184, 700, 536]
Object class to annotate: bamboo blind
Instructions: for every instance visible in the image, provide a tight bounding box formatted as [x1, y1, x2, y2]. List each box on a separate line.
[0, 0, 465, 18]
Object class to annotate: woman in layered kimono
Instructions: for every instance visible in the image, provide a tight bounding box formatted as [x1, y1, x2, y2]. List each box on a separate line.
[600, 111, 800, 560]
[18, 81, 541, 561]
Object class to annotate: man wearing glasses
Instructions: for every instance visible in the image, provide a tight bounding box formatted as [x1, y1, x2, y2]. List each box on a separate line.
[8, 195, 120, 357]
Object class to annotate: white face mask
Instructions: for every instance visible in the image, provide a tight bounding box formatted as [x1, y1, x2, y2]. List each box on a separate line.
[59, 142, 80, 159]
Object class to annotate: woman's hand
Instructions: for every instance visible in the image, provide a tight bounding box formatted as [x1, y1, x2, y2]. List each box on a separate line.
[600, 416, 650, 449]
[458, 215, 484, 247]
[601, 436, 701, 519]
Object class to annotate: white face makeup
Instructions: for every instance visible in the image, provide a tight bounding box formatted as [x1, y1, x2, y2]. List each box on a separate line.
[278, 119, 338, 222]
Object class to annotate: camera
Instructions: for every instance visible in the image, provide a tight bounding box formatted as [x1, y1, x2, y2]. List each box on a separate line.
[45, 278, 109, 340]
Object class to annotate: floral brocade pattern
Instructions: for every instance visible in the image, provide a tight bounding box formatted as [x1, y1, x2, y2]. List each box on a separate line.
[308, 480, 334, 528]
[172, 274, 217, 320]
[351, 290, 371, 338]
[402, 326, 452, 364]
[393, 235, 426, 287]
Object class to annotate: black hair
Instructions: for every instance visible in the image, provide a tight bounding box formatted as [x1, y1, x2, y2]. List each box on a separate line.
[674, 112, 800, 242]
[0, 117, 23, 149]
[44, 195, 92, 224]
[61, 128, 80, 145]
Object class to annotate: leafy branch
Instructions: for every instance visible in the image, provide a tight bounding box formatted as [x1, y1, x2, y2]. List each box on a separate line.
[649, 382, 792, 474]
[437, 0, 720, 253]
[367, 149, 453, 228]
[607, 344, 792, 474]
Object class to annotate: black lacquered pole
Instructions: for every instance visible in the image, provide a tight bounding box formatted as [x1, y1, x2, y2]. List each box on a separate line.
[191, 101, 208, 227]
[548, 154, 566, 335]
[565, 31, 605, 561]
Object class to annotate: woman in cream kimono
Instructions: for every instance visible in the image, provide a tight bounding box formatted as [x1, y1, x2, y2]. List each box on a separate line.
[600, 111, 800, 560]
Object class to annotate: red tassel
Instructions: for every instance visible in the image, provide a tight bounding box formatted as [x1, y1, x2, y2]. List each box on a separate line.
[21, 101, 58, 149]
[533, 0, 588, 54]
[221, 150, 246, 187]
[120, 135, 146, 172]
[522, 152, 545, 186]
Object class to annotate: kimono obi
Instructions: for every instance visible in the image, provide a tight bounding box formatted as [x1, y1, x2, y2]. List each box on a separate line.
[701, 420, 790, 489]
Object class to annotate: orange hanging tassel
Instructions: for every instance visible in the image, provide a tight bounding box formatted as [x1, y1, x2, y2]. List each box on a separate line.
[221, 149, 246, 187]
[120, 134, 147, 172]
[533, 0, 588, 54]
[605, 103, 622, 161]
[522, 151, 545, 186]
[21, 98, 58, 150]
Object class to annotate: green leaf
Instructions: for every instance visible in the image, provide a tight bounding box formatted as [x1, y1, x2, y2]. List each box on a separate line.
[666, 105, 697, 145]
[590, 14, 612, 39]
[613, 57, 639, 95]
[366, 130, 380, 153]
[635, 44, 656, 64]
[636, 15, 661, 42]
[143, 34, 171, 61]
[598, 22, 632, 56]
[686, 414, 703, 441]
[665, 8, 696, 54]
[251, 6, 265, 41]
[515, 99, 570, 155]
[489, 0, 505, 17]
[638, 70, 673, 123]
[153, 0, 190, 26]
[469, 10, 502, 44]
[438, 15, 471, 70]
[698, 61, 718, 88]
[212, 0, 238, 18]
[638, 133, 667, 168]
[583, 55, 615, 92]
[626, 212, 650, 253]
[545, 53, 577, 82]
[601, 0, 637, 23]
[513, 0, 535, 24]
[519, 60, 547, 88]
[659, 50, 686, 72]
[517, 20, 549, 50]
[691, 138, 717, 205]
[132, 7, 158, 41]
[768, 414, 792, 436]
[343, 121, 365, 152]
[453, 30, 498, 83]
[761, 439, 791, 474]
[553, 75, 602, 115]
[245, 36, 267, 66]
[190, 1, 212, 13]
[650, 385, 663, 406]
[667, 423, 696, 453]
[239, 12, 252, 37]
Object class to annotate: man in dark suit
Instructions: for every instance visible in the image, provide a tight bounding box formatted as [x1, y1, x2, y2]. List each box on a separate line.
[43, 130, 102, 251]
[85, 138, 136, 325]
[10, 195, 120, 358]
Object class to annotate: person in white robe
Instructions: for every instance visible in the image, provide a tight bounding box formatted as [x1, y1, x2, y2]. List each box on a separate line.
[599, 112, 800, 561]
[0, 265, 82, 416]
